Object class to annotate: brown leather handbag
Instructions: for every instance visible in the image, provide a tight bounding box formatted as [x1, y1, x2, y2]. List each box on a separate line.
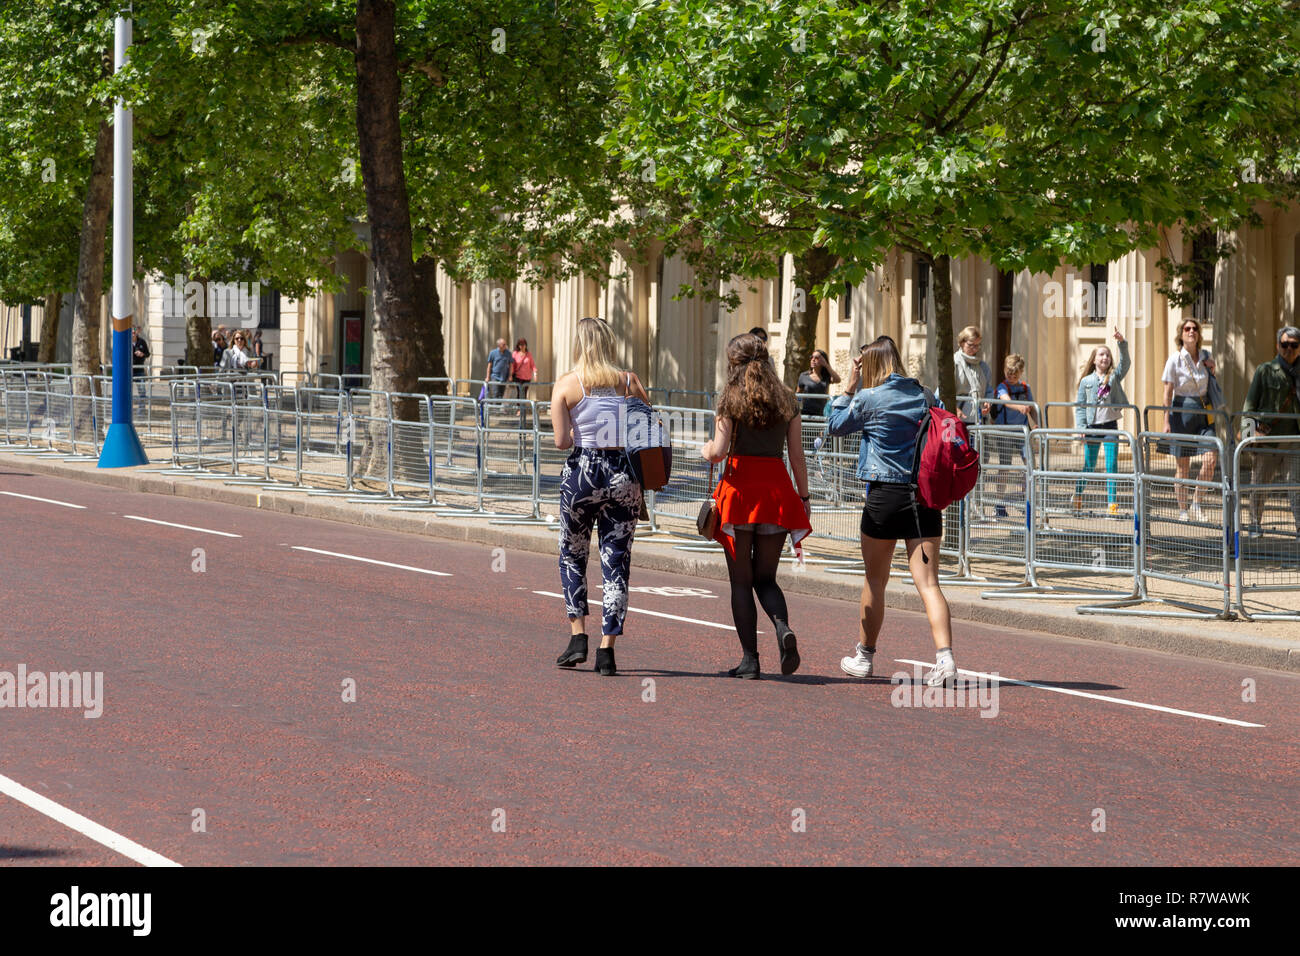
[696, 425, 735, 537]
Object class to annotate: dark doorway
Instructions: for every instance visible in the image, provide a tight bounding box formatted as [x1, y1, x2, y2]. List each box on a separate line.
[994, 270, 1014, 385]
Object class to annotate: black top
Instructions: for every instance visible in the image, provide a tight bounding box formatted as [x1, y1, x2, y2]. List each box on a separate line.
[732, 418, 789, 458]
[797, 371, 830, 416]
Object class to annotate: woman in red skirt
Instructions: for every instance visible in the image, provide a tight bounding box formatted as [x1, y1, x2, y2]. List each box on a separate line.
[701, 333, 812, 679]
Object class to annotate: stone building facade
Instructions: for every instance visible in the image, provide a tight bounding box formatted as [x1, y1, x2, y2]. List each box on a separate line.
[4, 201, 1296, 416]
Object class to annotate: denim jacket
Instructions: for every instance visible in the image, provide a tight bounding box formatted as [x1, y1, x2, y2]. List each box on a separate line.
[1075, 339, 1131, 427]
[827, 374, 933, 483]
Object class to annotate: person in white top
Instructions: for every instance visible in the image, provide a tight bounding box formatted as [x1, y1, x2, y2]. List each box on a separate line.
[1161, 318, 1218, 522]
[219, 331, 260, 371]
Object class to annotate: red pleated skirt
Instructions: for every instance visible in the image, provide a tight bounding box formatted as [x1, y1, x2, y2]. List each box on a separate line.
[712, 455, 812, 560]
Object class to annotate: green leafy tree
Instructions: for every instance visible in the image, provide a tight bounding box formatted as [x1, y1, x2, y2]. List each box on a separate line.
[599, 0, 1300, 402]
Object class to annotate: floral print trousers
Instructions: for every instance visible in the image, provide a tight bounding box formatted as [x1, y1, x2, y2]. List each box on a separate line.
[558, 448, 641, 635]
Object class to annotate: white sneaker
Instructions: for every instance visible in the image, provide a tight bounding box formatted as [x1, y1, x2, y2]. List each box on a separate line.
[1189, 503, 1205, 522]
[840, 645, 874, 678]
[1178, 510, 1190, 523]
[925, 656, 958, 687]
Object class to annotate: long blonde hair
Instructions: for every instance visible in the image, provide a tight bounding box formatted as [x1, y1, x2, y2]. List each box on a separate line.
[1078, 346, 1113, 385]
[571, 317, 622, 388]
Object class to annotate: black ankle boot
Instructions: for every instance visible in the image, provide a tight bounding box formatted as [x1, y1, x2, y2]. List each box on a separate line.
[775, 622, 800, 676]
[556, 634, 588, 667]
[727, 651, 761, 679]
[595, 646, 616, 676]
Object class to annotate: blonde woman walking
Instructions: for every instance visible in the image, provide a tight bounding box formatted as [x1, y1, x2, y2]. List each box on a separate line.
[550, 318, 650, 676]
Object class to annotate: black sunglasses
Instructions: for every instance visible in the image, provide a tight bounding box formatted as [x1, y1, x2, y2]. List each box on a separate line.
[1281, 340, 1300, 350]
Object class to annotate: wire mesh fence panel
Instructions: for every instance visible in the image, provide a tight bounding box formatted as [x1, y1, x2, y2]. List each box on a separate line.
[69, 375, 99, 455]
[297, 388, 350, 487]
[965, 425, 1032, 578]
[1017, 429, 1140, 596]
[261, 386, 301, 485]
[647, 405, 715, 528]
[479, 398, 539, 515]
[389, 392, 434, 501]
[429, 395, 482, 506]
[229, 379, 268, 478]
[197, 380, 237, 473]
[1135, 431, 1231, 616]
[805, 432, 867, 547]
[91, 376, 114, 450]
[534, 401, 568, 520]
[43, 376, 74, 452]
[1233, 436, 1300, 620]
[347, 389, 393, 494]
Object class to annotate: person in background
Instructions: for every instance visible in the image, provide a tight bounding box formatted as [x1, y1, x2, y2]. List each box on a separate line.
[211, 329, 227, 366]
[550, 318, 650, 677]
[1074, 328, 1129, 516]
[991, 353, 1037, 518]
[1242, 325, 1300, 538]
[484, 337, 513, 399]
[511, 337, 536, 399]
[796, 349, 841, 417]
[747, 326, 769, 344]
[952, 325, 993, 424]
[702, 333, 811, 680]
[251, 329, 264, 358]
[1161, 318, 1218, 522]
[131, 327, 151, 399]
[219, 331, 259, 370]
[827, 337, 957, 688]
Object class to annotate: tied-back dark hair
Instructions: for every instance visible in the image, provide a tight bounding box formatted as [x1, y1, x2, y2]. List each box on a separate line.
[716, 333, 798, 429]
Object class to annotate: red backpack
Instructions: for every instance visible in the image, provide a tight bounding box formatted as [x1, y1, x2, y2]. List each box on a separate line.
[910, 405, 980, 511]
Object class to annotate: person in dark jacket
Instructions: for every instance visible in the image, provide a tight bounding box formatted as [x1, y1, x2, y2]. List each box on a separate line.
[1242, 325, 1300, 537]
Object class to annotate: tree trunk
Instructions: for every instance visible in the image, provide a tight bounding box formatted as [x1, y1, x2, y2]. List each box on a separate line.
[354, 0, 435, 484]
[71, 119, 114, 404]
[783, 245, 838, 388]
[413, 254, 447, 398]
[37, 291, 63, 364]
[354, 0, 434, 399]
[931, 252, 956, 409]
[185, 278, 214, 369]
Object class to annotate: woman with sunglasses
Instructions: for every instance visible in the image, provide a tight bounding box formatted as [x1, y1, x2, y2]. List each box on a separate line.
[1161, 319, 1217, 522]
[220, 331, 260, 371]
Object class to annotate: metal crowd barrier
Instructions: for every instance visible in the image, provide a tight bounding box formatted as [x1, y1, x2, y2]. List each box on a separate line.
[6, 369, 1299, 625]
[1233, 435, 1300, 621]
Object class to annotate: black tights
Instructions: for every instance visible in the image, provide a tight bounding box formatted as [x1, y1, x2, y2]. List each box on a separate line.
[724, 530, 790, 655]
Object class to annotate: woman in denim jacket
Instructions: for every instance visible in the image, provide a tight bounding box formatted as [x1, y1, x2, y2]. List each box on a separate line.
[1073, 329, 1129, 514]
[826, 338, 957, 688]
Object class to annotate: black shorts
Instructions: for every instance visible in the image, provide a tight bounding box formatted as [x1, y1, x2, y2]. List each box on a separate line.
[859, 482, 943, 540]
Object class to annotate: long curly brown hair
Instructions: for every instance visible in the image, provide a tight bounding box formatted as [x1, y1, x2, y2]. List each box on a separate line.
[716, 333, 799, 429]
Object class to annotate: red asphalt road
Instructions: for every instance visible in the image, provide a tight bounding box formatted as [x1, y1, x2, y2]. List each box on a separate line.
[0, 466, 1297, 866]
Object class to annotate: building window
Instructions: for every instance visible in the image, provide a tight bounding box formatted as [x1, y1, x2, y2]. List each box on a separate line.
[1190, 231, 1215, 324]
[841, 281, 853, 323]
[912, 258, 930, 325]
[258, 288, 281, 329]
[1086, 264, 1108, 324]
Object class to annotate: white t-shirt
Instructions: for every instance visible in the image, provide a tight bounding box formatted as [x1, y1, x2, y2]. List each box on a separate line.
[1161, 347, 1208, 398]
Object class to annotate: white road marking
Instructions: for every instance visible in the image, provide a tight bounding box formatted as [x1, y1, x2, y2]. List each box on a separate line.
[532, 591, 738, 631]
[123, 515, 241, 537]
[894, 659, 1265, 728]
[0, 771, 181, 867]
[292, 546, 452, 576]
[0, 491, 86, 509]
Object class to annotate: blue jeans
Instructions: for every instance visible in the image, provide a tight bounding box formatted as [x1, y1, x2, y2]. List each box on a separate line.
[558, 448, 642, 635]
